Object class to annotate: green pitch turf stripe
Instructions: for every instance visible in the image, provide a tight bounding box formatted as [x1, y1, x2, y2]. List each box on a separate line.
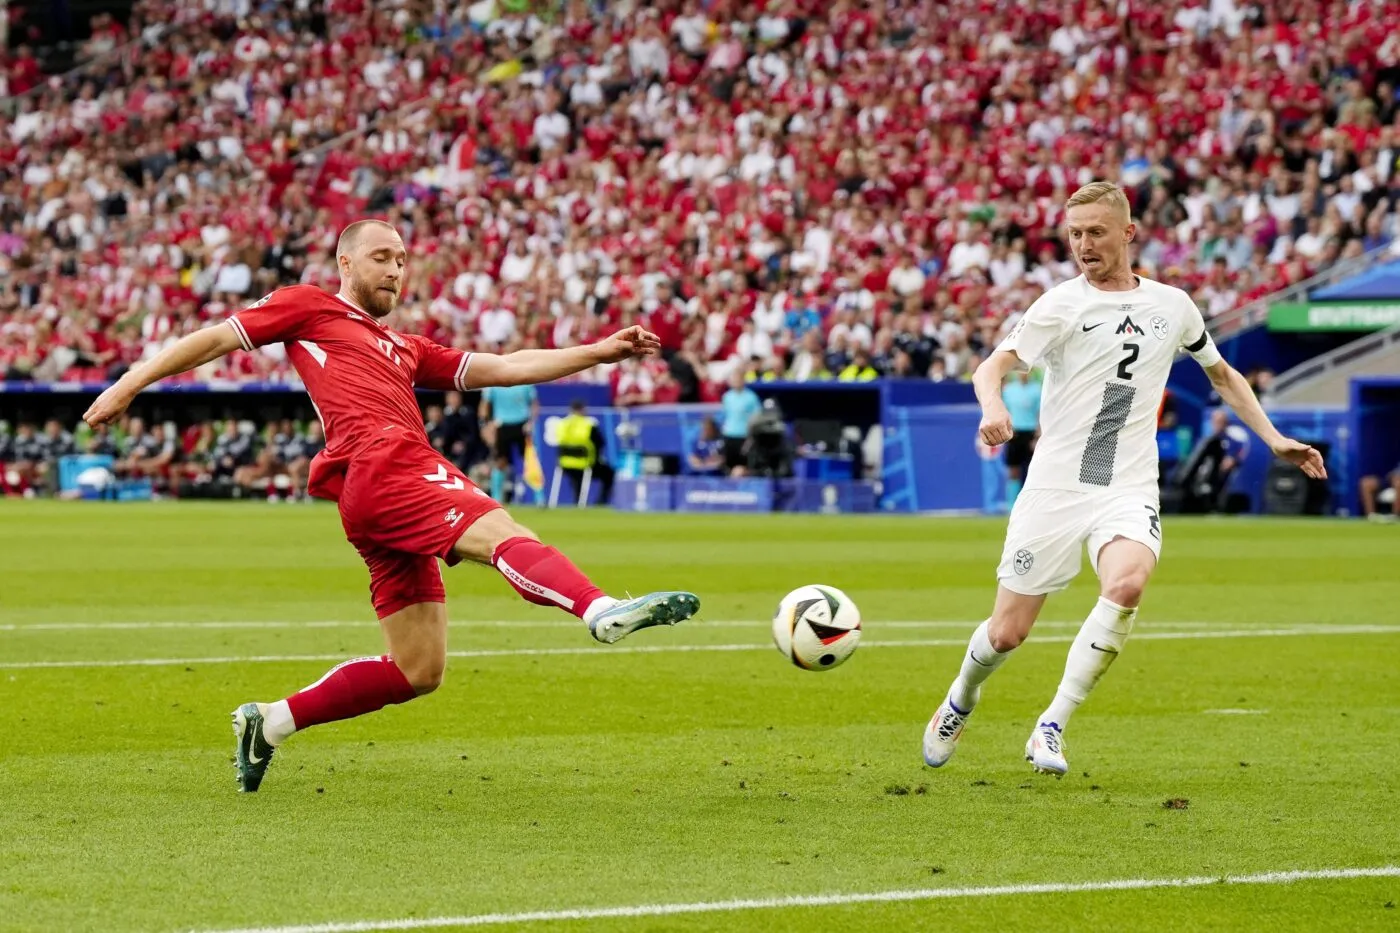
[5, 624, 1400, 670]
[197, 866, 1400, 933]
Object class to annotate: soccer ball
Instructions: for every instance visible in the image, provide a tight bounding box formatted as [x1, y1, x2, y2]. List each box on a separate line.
[771, 584, 862, 671]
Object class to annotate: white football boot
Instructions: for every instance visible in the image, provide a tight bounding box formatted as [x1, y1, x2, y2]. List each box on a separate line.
[1025, 722, 1068, 776]
[922, 695, 973, 767]
[588, 591, 700, 645]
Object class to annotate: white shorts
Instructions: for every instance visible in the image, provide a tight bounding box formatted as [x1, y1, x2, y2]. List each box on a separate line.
[996, 488, 1163, 596]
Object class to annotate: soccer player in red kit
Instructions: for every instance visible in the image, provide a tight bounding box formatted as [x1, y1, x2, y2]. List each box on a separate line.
[84, 220, 700, 792]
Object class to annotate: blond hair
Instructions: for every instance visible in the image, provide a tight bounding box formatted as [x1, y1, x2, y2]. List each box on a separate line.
[336, 219, 398, 258]
[1065, 182, 1131, 223]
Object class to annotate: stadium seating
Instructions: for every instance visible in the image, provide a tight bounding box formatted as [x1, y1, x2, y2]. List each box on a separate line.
[3, 0, 1400, 420]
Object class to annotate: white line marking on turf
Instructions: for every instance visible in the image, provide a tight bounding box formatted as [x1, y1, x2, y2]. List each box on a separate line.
[0, 620, 369, 632]
[0, 620, 1053, 633]
[1204, 709, 1270, 715]
[193, 866, 1400, 933]
[0, 618, 1231, 633]
[5, 624, 1399, 671]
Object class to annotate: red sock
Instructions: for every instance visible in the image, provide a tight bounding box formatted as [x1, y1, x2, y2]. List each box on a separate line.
[492, 536, 606, 619]
[285, 654, 417, 729]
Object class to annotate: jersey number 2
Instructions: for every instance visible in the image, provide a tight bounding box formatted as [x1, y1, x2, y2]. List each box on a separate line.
[1117, 342, 1139, 381]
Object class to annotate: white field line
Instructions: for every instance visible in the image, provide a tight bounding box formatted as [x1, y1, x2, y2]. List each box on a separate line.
[192, 866, 1400, 933]
[0, 617, 1222, 633]
[4, 624, 1399, 671]
[0, 620, 371, 632]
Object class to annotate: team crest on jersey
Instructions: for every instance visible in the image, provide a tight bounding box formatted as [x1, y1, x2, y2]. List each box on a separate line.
[1150, 315, 1170, 340]
[1013, 548, 1035, 575]
[1115, 313, 1145, 336]
[388, 333, 408, 348]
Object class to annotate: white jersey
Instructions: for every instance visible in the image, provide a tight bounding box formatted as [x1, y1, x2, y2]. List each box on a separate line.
[998, 274, 1223, 499]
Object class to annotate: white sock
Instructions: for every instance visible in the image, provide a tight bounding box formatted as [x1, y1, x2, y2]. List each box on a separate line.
[947, 620, 1011, 712]
[262, 699, 297, 746]
[1039, 597, 1137, 730]
[582, 596, 621, 624]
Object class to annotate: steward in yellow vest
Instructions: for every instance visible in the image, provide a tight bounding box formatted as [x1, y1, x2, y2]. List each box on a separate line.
[555, 400, 615, 505]
[556, 409, 597, 471]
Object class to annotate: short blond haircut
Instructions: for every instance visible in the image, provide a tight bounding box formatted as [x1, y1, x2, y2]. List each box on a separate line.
[1065, 182, 1131, 223]
[336, 219, 398, 258]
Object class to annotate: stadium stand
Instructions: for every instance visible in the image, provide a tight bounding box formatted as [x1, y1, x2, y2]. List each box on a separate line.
[5, 0, 1400, 492]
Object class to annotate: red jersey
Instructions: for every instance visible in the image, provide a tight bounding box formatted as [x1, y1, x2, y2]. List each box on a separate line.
[228, 285, 471, 501]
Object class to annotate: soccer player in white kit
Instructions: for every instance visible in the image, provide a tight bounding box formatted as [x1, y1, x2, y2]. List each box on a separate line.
[922, 182, 1327, 775]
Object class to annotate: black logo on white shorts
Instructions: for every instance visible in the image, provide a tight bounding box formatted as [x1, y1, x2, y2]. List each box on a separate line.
[1013, 548, 1035, 575]
[1144, 504, 1162, 540]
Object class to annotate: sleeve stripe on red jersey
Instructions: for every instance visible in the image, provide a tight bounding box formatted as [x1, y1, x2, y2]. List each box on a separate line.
[228, 316, 254, 352]
[455, 352, 473, 391]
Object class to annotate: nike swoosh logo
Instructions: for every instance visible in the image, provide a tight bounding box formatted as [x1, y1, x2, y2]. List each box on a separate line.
[969, 651, 994, 667]
[1090, 642, 1120, 654]
[1082, 322, 1105, 332]
[246, 723, 266, 766]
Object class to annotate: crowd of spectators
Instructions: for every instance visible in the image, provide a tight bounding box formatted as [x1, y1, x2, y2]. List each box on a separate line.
[0, 395, 492, 500]
[0, 411, 329, 499]
[3, 0, 1400, 408]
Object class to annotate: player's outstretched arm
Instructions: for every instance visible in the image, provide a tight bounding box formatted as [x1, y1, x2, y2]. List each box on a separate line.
[83, 323, 244, 427]
[1203, 359, 1327, 479]
[972, 350, 1022, 446]
[465, 326, 661, 388]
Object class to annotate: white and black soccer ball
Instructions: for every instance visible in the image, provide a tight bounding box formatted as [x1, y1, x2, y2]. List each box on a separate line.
[772, 584, 862, 671]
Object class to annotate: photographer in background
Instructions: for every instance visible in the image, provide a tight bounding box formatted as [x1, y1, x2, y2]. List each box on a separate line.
[1175, 410, 1251, 514]
[687, 416, 725, 476]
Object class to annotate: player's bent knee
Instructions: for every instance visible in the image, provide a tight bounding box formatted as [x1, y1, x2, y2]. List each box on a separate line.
[398, 656, 445, 695]
[986, 622, 1027, 652]
[1102, 569, 1149, 607]
[1361, 475, 1379, 493]
[987, 608, 1036, 651]
[412, 669, 444, 696]
[987, 586, 1043, 651]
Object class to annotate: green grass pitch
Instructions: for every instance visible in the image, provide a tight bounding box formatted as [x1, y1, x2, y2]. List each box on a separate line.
[2, 501, 1399, 932]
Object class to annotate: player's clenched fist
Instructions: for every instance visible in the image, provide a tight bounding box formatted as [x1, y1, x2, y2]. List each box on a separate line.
[594, 325, 662, 363]
[979, 408, 1014, 447]
[83, 380, 136, 427]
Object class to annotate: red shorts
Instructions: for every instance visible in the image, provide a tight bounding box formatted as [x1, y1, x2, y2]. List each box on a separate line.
[337, 431, 501, 618]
